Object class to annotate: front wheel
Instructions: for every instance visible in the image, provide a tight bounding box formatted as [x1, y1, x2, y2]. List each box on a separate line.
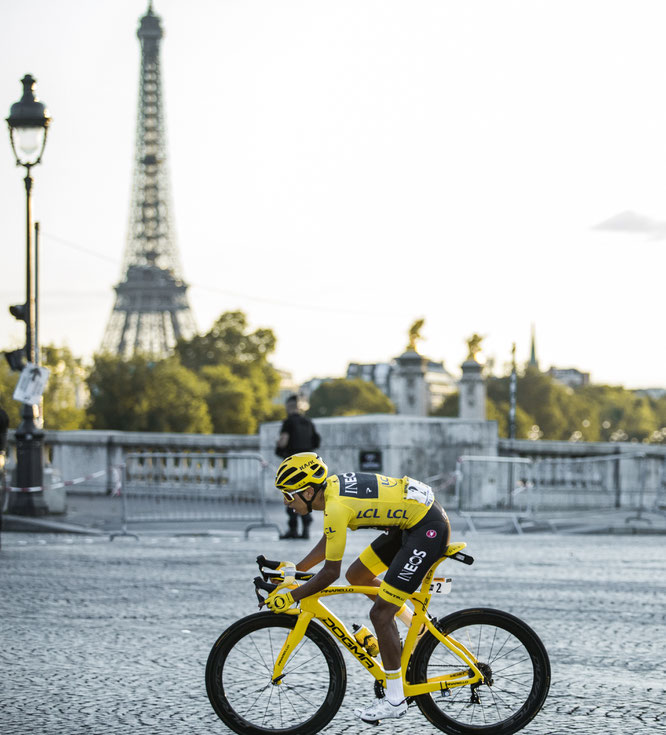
[408, 608, 550, 735]
[205, 612, 347, 735]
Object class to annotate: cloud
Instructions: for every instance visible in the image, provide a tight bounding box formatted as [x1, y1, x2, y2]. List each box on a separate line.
[593, 210, 666, 239]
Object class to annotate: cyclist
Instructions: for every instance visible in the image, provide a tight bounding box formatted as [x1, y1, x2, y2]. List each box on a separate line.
[265, 452, 451, 723]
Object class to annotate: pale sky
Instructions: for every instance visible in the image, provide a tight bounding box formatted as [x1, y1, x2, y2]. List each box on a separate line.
[1, 0, 665, 389]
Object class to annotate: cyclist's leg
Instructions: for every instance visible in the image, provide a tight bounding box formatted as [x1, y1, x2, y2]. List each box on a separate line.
[357, 508, 451, 722]
[373, 504, 451, 667]
[345, 529, 399, 585]
[357, 595, 407, 722]
[381, 503, 451, 599]
[346, 531, 411, 623]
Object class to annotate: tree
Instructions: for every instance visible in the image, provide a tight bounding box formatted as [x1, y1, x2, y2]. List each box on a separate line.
[308, 379, 395, 417]
[87, 354, 211, 433]
[516, 367, 571, 440]
[0, 361, 21, 429]
[41, 345, 89, 430]
[201, 365, 256, 434]
[176, 311, 281, 425]
[0, 346, 88, 431]
[429, 393, 458, 418]
[486, 398, 533, 439]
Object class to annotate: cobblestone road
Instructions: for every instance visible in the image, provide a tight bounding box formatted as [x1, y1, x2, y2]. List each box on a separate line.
[1, 528, 664, 735]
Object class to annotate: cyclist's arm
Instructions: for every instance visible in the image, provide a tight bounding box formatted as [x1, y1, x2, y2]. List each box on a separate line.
[291, 505, 350, 601]
[295, 534, 326, 572]
[290, 559, 341, 602]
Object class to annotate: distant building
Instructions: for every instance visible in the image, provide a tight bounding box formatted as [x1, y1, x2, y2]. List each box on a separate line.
[346, 362, 392, 397]
[635, 388, 666, 399]
[346, 355, 456, 415]
[274, 370, 301, 405]
[548, 367, 590, 388]
[528, 324, 539, 370]
[529, 325, 590, 388]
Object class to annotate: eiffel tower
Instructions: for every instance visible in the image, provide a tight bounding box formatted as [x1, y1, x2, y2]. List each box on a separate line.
[102, 2, 196, 357]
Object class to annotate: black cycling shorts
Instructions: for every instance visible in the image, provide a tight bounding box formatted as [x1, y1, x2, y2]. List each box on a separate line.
[360, 502, 451, 605]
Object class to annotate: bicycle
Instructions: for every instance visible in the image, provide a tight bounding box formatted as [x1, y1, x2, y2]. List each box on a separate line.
[205, 542, 551, 735]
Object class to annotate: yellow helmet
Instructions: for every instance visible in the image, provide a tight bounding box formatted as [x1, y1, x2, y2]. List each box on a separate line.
[275, 453, 328, 495]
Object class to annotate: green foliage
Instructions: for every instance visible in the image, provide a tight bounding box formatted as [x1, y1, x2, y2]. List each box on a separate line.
[200, 365, 255, 434]
[483, 369, 666, 443]
[85, 311, 282, 434]
[41, 345, 89, 430]
[176, 310, 277, 376]
[176, 311, 281, 427]
[87, 354, 211, 433]
[308, 379, 395, 417]
[0, 361, 21, 428]
[0, 346, 89, 430]
[430, 393, 458, 418]
[485, 399, 533, 439]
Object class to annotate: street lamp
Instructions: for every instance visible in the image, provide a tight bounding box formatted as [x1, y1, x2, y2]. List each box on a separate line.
[6, 74, 51, 515]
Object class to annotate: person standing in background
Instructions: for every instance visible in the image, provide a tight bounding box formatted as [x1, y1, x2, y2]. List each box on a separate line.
[275, 395, 320, 539]
[0, 398, 9, 546]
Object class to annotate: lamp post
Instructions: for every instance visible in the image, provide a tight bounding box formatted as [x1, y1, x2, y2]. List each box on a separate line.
[6, 74, 51, 515]
[509, 343, 517, 441]
[507, 343, 518, 509]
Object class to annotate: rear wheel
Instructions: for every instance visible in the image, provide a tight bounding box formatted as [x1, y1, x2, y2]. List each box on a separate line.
[205, 612, 346, 735]
[408, 608, 550, 735]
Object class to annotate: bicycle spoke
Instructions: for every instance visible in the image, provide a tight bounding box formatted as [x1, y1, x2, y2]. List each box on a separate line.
[213, 617, 341, 734]
[248, 633, 275, 674]
[416, 613, 547, 732]
[487, 639, 524, 665]
[485, 624, 499, 662]
[240, 684, 272, 719]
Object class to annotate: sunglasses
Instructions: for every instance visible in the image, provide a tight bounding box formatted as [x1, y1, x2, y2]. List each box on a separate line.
[281, 487, 307, 503]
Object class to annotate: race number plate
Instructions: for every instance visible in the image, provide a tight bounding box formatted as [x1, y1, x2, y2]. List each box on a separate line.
[429, 577, 452, 594]
[404, 477, 434, 506]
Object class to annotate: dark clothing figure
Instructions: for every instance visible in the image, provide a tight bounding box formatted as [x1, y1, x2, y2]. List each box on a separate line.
[275, 396, 320, 539]
[0, 406, 8, 455]
[0, 404, 9, 543]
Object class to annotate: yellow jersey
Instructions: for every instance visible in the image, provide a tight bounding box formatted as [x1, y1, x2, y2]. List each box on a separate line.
[323, 472, 434, 561]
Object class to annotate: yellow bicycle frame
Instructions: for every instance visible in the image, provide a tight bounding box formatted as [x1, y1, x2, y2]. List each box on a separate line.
[269, 543, 485, 696]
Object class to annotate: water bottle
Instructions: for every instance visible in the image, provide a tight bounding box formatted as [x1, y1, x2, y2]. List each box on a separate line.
[352, 623, 380, 657]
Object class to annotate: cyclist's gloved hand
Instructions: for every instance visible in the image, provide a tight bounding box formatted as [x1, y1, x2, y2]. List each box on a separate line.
[265, 589, 295, 613]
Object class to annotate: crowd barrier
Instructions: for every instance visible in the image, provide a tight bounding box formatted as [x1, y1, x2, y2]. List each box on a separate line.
[110, 452, 280, 540]
[454, 452, 666, 533]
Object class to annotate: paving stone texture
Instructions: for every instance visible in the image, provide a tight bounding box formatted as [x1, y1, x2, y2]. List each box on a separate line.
[1, 526, 665, 735]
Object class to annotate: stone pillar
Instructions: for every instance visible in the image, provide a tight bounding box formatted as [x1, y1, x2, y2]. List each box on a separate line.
[391, 351, 428, 416]
[459, 359, 486, 420]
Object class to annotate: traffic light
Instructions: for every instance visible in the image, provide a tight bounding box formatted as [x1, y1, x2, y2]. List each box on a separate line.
[9, 303, 28, 322]
[5, 348, 26, 372]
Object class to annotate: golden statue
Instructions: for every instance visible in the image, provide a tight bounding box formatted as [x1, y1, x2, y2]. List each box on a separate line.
[407, 318, 425, 352]
[466, 333, 484, 361]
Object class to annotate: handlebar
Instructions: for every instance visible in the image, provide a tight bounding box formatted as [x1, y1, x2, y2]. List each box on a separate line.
[254, 555, 315, 607]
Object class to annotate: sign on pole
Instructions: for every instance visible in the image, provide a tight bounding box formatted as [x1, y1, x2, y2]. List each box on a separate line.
[13, 363, 50, 405]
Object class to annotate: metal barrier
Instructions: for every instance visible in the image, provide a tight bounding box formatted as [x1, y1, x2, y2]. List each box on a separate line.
[110, 452, 280, 539]
[456, 452, 664, 532]
[454, 456, 538, 534]
[530, 454, 620, 510]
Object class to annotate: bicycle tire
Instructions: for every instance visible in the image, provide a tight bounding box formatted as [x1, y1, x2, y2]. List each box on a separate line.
[408, 607, 550, 735]
[205, 611, 346, 735]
